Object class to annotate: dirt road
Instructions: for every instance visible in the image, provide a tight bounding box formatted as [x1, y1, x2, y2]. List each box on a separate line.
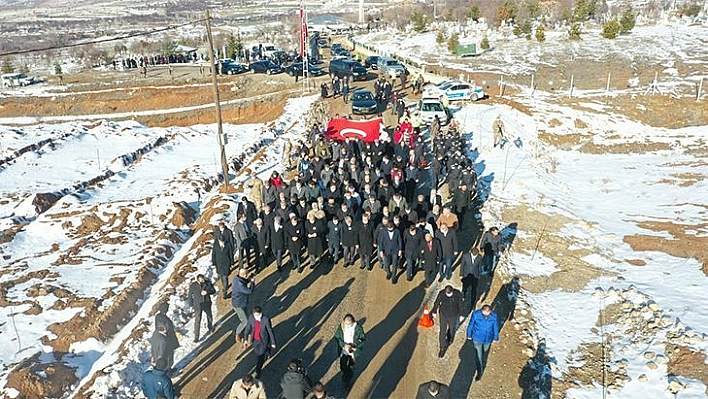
[175, 90, 531, 397]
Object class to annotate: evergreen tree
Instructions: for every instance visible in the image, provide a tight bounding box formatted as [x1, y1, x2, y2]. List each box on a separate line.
[447, 33, 459, 54]
[480, 36, 491, 50]
[619, 6, 636, 34]
[1, 60, 14, 74]
[535, 24, 546, 42]
[54, 62, 63, 76]
[601, 18, 620, 39]
[495, 0, 518, 26]
[468, 3, 480, 21]
[411, 12, 429, 33]
[568, 23, 582, 40]
[226, 34, 238, 59]
[436, 30, 445, 44]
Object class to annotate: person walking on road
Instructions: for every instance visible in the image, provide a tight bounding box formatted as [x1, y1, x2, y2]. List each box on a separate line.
[232, 268, 255, 343]
[285, 215, 305, 272]
[377, 222, 403, 283]
[150, 323, 178, 373]
[460, 247, 483, 312]
[431, 285, 465, 358]
[356, 214, 375, 270]
[154, 302, 179, 370]
[416, 380, 451, 399]
[480, 226, 502, 274]
[270, 215, 287, 271]
[212, 220, 235, 298]
[334, 314, 366, 391]
[309, 381, 335, 399]
[189, 274, 215, 342]
[229, 374, 266, 399]
[435, 224, 458, 281]
[420, 232, 442, 288]
[466, 304, 500, 380]
[243, 306, 276, 378]
[280, 360, 312, 399]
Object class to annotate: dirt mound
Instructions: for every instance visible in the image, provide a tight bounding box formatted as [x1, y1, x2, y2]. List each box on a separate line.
[5, 354, 77, 399]
[32, 192, 62, 214]
[666, 344, 708, 388]
[170, 201, 197, 229]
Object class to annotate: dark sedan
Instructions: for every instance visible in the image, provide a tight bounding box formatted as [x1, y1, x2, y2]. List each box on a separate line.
[351, 89, 378, 115]
[220, 61, 248, 75]
[364, 55, 380, 69]
[285, 62, 326, 77]
[249, 60, 284, 75]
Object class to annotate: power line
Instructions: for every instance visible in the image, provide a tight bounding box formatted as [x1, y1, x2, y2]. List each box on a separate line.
[0, 18, 208, 58]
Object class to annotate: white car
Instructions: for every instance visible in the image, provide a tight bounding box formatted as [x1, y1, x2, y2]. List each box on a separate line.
[423, 81, 485, 101]
[416, 98, 448, 125]
[1, 73, 38, 88]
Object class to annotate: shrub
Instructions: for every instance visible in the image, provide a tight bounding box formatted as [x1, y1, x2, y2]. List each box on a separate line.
[436, 30, 445, 44]
[411, 12, 429, 33]
[568, 23, 582, 40]
[619, 7, 636, 34]
[601, 18, 620, 39]
[480, 36, 490, 50]
[468, 3, 480, 21]
[535, 25, 546, 42]
[447, 33, 460, 54]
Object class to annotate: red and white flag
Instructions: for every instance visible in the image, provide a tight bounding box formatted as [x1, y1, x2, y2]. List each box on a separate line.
[325, 118, 383, 143]
[299, 2, 308, 57]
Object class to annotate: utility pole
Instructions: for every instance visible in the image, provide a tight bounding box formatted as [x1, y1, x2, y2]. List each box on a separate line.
[205, 10, 230, 191]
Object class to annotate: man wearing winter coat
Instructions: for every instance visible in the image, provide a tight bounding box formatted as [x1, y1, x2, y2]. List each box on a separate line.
[356, 214, 375, 270]
[247, 173, 265, 212]
[415, 380, 451, 399]
[142, 359, 175, 399]
[435, 224, 459, 281]
[480, 226, 502, 274]
[212, 223, 235, 299]
[243, 306, 276, 378]
[229, 375, 266, 399]
[431, 285, 465, 357]
[285, 215, 305, 272]
[252, 218, 270, 272]
[232, 268, 255, 342]
[340, 215, 357, 267]
[305, 213, 326, 269]
[420, 232, 442, 288]
[334, 314, 366, 391]
[326, 216, 342, 264]
[270, 215, 287, 270]
[189, 274, 215, 341]
[403, 224, 422, 281]
[154, 302, 179, 370]
[280, 360, 312, 399]
[460, 247, 483, 312]
[233, 214, 253, 269]
[150, 323, 177, 373]
[466, 304, 500, 380]
[377, 222, 403, 283]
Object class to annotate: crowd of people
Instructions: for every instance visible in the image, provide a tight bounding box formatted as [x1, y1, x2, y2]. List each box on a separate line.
[142, 55, 508, 399]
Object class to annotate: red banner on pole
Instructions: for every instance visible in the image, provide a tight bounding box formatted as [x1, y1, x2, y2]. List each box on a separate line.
[299, 5, 308, 57]
[325, 118, 382, 142]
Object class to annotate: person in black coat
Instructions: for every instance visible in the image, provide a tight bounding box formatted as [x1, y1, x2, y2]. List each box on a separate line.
[356, 214, 375, 270]
[237, 196, 258, 227]
[154, 303, 179, 370]
[416, 380, 451, 399]
[189, 274, 215, 342]
[252, 218, 270, 272]
[377, 222, 403, 283]
[243, 306, 276, 378]
[285, 216, 305, 272]
[420, 232, 442, 288]
[435, 225, 459, 282]
[431, 285, 465, 357]
[403, 225, 423, 281]
[326, 216, 342, 264]
[340, 215, 358, 267]
[150, 323, 178, 373]
[305, 213, 326, 269]
[212, 223, 235, 298]
[270, 216, 287, 270]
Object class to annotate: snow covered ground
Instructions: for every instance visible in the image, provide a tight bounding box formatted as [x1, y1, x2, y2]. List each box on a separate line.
[454, 94, 707, 397]
[0, 96, 317, 397]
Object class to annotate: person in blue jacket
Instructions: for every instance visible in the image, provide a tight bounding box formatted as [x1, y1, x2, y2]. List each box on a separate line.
[141, 358, 175, 399]
[466, 304, 499, 381]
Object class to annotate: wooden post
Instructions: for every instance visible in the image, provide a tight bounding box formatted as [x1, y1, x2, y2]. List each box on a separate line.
[697, 77, 703, 101]
[606, 72, 611, 94]
[205, 10, 230, 191]
[530, 74, 535, 96]
[499, 75, 504, 97]
[569, 74, 574, 98]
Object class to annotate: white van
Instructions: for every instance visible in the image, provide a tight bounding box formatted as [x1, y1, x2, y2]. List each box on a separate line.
[1, 73, 37, 88]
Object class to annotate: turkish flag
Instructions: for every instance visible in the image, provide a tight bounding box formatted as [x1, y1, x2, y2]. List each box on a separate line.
[325, 118, 382, 143]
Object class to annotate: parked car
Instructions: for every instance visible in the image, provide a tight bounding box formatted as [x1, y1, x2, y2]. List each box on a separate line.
[364, 55, 380, 69]
[328, 59, 368, 81]
[416, 98, 448, 125]
[285, 62, 326, 77]
[249, 60, 284, 74]
[423, 81, 486, 101]
[377, 57, 406, 77]
[332, 48, 351, 59]
[270, 50, 293, 65]
[351, 89, 378, 115]
[219, 61, 248, 75]
[2, 73, 38, 87]
[331, 43, 344, 54]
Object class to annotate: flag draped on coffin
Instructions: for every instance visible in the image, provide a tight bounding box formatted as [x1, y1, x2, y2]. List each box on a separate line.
[325, 118, 383, 142]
